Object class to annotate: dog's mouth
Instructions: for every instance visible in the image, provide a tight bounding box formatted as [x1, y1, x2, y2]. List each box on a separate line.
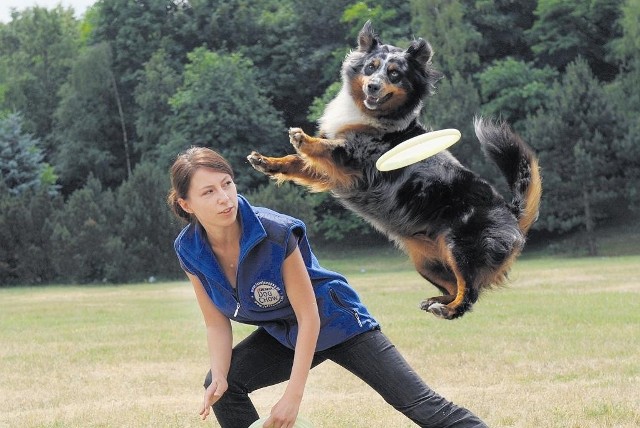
[364, 92, 392, 110]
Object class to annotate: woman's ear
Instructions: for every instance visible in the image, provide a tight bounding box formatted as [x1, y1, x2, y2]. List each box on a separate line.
[178, 198, 193, 214]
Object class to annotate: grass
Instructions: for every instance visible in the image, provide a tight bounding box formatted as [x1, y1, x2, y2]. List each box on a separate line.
[1, 253, 639, 427]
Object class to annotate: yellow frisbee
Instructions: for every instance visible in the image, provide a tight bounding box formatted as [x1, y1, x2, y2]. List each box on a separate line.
[376, 128, 461, 171]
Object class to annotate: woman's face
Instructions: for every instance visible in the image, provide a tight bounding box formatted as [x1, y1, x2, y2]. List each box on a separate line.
[179, 167, 238, 228]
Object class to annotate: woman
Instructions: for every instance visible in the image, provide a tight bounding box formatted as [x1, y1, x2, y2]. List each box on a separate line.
[168, 147, 487, 428]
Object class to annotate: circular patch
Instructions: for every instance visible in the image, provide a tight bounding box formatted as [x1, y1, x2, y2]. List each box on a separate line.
[251, 281, 284, 308]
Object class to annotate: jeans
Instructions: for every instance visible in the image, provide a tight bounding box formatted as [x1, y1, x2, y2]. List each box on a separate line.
[207, 328, 487, 428]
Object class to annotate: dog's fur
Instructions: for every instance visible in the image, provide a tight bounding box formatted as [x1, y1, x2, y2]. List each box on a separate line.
[248, 21, 542, 319]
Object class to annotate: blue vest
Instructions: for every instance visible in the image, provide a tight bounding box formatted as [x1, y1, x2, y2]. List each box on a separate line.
[174, 195, 378, 351]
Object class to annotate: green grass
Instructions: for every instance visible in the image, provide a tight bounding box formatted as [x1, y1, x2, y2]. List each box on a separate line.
[1, 254, 639, 427]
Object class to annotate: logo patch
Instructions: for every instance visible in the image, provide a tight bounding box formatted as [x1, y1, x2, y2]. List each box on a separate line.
[251, 281, 284, 308]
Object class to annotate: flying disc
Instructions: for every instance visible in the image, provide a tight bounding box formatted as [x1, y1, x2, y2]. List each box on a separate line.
[248, 416, 314, 428]
[376, 128, 461, 171]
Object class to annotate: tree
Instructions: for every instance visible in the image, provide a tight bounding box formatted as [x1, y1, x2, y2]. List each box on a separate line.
[91, 0, 196, 110]
[462, 0, 537, 63]
[607, 0, 640, 211]
[108, 161, 183, 282]
[134, 49, 180, 160]
[0, 185, 62, 285]
[0, 113, 58, 195]
[477, 58, 558, 129]
[49, 176, 114, 283]
[526, 0, 623, 81]
[411, 0, 481, 76]
[525, 58, 622, 255]
[162, 47, 285, 189]
[53, 43, 131, 192]
[0, 6, 79, 152]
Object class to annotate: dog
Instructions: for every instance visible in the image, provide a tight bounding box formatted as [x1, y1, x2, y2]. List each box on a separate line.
[247, 21, 542, 320]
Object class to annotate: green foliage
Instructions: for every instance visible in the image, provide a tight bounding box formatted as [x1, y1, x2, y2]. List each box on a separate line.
[411, 0, 481, 75]
[134, 49, 180, 159]
[608, 0, 640, 70]
[526, 0, 623, 80]
[478, 58, 558, 127]
[0, 6, 79, 148]
[246, 183, 321, 237]
[525, 58, 622, 254]
[0, 113, 57, 195]
[108, 161, 183, 282]
[463, 0, 537, 62]
[163, 48, 285, 189]
[0, 186, 61, 285]
[50, 176, 114, 282]
[53, 43, 129, 192]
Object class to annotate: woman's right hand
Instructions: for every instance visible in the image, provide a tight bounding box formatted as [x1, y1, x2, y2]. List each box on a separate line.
[199, 375, 228, 420]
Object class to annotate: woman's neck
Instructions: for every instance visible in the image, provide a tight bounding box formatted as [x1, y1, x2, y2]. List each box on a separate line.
[203, 219, 241, 250]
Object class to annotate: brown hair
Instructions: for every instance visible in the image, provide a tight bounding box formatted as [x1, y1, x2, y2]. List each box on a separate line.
[167, 147, 234, 222]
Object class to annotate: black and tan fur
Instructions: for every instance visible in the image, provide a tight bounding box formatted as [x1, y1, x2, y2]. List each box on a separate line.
[248, 21, 542, 319]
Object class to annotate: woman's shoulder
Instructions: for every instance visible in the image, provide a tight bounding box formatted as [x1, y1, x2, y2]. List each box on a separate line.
[254, 206, 305, 242]
[174, 222, 198, 253]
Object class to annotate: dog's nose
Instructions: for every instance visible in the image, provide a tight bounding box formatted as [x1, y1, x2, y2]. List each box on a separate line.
[367, 80, 381, 93]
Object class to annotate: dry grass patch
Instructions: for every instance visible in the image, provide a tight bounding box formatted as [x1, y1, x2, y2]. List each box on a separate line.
[1, 255, 639, 427]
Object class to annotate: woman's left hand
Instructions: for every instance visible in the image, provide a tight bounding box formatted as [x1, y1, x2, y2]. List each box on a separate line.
[262, 392, 301, 428]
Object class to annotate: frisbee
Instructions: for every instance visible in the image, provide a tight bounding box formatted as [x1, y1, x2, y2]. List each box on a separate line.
[248, 416, 314, 428]
[376, 128, 461, 171]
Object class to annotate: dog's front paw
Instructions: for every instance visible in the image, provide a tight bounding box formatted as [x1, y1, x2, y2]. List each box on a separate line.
[289, 127, 309, 151]
[247, 151, 278, 175]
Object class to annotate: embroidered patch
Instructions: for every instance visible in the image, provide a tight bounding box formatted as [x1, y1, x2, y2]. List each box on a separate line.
[251, 281, 284, 308]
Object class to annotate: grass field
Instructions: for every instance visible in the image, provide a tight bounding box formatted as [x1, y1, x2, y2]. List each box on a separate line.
[1, 253, 639, 427]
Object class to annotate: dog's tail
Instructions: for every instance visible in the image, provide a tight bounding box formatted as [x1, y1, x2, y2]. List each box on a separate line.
[474, 117, 542, 234]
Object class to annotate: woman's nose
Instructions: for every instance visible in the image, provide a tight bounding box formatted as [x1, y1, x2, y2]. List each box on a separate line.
[218, 190, 231, 203]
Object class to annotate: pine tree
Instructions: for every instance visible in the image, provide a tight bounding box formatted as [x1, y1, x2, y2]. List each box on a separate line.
[0, 113, 57, 195]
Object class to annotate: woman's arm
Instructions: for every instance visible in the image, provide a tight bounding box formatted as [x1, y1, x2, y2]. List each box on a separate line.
[265, 246, 321, 427]
[186, 271, 233, 420]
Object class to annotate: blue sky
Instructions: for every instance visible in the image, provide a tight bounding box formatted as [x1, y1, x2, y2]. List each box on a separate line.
[1, 0, 96, 23]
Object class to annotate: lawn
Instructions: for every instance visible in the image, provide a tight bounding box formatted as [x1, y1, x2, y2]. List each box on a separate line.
[1, 253, 639, 427]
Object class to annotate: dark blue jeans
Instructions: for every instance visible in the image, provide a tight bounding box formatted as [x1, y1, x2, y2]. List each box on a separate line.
[206, 328, 487, 428]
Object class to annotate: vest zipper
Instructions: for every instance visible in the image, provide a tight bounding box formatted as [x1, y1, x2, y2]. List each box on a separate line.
[233, 287, 240, 317]
[329, 288, 363, 327]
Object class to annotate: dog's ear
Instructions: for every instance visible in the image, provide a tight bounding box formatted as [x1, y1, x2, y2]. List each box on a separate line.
[357, 20, 379, 52]
[406, 38, 434, 65]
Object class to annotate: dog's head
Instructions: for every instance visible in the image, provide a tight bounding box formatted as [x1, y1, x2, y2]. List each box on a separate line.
[343, 21, 441, 119]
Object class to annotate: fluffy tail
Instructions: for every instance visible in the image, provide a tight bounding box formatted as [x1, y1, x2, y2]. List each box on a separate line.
[474, 117, 542, 234]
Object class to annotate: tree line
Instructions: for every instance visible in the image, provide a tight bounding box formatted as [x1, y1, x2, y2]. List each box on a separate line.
[1, 0, 639, 285]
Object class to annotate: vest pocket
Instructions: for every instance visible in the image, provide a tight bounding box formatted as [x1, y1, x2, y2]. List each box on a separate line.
[329, 288, 363, 327]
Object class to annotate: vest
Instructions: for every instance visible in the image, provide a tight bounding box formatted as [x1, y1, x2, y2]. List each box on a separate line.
[174, 195, 378, 351]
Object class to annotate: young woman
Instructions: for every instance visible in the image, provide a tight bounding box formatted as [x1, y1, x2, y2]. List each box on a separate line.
[168, 147, 487, 428]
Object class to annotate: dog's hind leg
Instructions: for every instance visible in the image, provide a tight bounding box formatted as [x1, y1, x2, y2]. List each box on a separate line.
[403, 235, 477, 320]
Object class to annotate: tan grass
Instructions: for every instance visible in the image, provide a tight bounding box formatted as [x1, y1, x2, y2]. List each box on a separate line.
[1, 255, 639, 427]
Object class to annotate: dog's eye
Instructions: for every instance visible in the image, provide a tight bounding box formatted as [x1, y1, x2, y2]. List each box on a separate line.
[388, 70, 401, 81]
[364, 63, 376, 75]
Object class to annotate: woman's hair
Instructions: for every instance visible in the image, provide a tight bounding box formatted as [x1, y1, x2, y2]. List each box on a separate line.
[167, 147, 234, 222]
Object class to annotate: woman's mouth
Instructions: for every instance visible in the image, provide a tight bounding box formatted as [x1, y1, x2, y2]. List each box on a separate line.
[219, 206, 234, 215]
